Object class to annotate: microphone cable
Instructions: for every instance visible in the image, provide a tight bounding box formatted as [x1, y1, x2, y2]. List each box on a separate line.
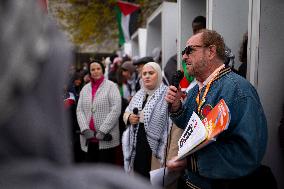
[163, 70, 184, 187]
[162, 119, 173, 187]
[128, 107, 139, 171]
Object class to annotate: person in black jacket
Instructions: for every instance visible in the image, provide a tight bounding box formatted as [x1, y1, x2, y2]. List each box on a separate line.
[237, 32, 248, 78]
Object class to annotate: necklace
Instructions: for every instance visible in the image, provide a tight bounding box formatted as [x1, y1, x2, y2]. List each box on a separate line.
[195, 66, 231, 115]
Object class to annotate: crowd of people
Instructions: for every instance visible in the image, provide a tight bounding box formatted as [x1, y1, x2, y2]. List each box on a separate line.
[1, 1, 277, 189]
[0, 1, 158, 189]
[59, 13, 277, 189]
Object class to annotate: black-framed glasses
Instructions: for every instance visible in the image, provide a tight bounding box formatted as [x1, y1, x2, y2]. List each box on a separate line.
[181, 45, 205, 56]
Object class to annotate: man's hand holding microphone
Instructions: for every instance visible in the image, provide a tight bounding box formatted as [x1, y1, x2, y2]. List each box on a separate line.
[165, 70, 183, 113]
[165, 85, 183, 112]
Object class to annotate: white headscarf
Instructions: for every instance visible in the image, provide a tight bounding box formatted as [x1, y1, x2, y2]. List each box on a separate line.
[142, 62, 162, 95]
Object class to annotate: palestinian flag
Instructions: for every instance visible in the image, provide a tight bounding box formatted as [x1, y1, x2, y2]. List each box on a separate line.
[180, 60, 194, 94]
[115, 1, 140, 46]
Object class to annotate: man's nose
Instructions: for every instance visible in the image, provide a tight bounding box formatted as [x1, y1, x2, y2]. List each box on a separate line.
[182, 54, 188, 60]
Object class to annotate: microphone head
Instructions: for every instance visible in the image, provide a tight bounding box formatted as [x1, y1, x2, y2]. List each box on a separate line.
[176, 70, 184, 80]
[172, 70, 184, 88]
[133, 107, 139, 115]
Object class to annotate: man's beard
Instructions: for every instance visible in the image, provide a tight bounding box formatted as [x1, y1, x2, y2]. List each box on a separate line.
[190, 58, 207, 81]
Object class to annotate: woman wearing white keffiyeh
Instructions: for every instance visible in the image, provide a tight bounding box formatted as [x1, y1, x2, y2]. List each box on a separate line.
[122, 62, 170, 179]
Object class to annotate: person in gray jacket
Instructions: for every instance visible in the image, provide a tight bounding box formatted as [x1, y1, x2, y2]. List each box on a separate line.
[77, 61, 122, 164]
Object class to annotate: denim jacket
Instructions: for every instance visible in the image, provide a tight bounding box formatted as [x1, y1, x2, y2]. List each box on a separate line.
[171, 71, 268, 188]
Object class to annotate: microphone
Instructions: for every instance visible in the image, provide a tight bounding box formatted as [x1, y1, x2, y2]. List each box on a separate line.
[169, 70, 184, 110]
[171, 70, 184, 88]
[133, 107, 139, 128]
[133, 107, 139, 115]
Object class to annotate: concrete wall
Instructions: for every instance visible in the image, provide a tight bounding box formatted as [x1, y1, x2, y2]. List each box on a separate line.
[255, 0, 284, 187]
[131, 28, 146, 58]
[162, 2, 178, 69]
[138, 28, 147, 57]
[208, 0, 249, 69]
[131, 30, 139, 58]
[146, 9, 161, 58]
[146, 2, 177, 69]
[178, 0, 206, 68]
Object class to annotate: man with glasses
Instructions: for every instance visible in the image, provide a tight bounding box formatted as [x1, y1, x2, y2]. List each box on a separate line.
[165, 29, 271, 188]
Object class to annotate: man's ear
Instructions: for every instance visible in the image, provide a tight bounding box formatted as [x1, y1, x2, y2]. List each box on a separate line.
[208, 45, 217, 60]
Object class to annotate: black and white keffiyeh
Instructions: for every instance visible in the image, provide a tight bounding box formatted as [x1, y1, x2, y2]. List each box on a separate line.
[122, 84, 170, 173]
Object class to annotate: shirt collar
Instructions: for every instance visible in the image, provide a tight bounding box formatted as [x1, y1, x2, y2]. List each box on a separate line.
[197, 64, 225, 89]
